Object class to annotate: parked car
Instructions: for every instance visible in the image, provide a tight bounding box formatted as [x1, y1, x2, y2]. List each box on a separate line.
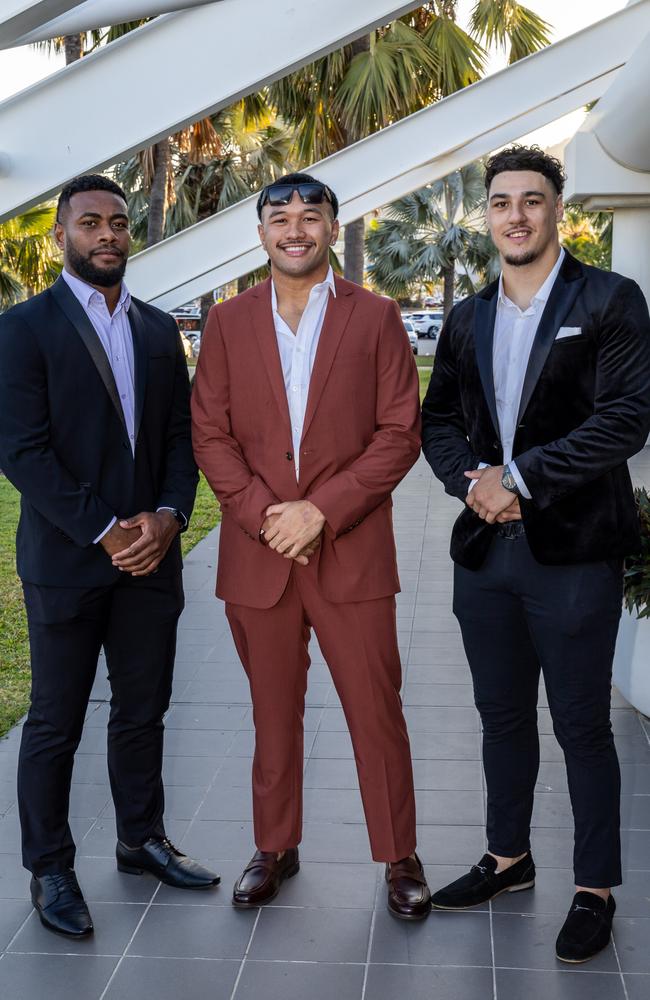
[191, 336, 201, 358]
[403, 319, 418, 355]
[410, 310, 443, 339]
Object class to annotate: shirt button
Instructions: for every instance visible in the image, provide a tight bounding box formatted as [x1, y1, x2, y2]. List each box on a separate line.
[286, 452, 293, 461]
[292, 386, 298, 392]
[121, 394, 126, 400]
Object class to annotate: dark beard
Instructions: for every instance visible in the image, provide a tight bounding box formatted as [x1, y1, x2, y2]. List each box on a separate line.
[503, 249, 540, 268]
[67, 241, 127, 287]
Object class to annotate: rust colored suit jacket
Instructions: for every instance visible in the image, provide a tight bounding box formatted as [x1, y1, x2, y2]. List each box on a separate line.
[191, 275, 421, 609]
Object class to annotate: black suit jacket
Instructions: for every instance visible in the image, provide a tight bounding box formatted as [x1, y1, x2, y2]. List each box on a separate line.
[0, 276, 198, 586]
[422, 252, 650, 569]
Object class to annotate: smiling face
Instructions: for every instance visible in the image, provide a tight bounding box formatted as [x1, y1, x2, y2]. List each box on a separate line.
[55, 189, 130, 288]
[486, 170, 563, 268]
[258, 190, 339, 281]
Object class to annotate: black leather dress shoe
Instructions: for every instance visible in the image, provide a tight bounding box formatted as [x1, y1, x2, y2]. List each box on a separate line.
[432, 852, 535, 909]
[31, 871, 93, 937]
[386, 854, 431, 920]
[232, 848, 300, 907]
[116, 836, 220, 890]
[556, 892, 616, 963]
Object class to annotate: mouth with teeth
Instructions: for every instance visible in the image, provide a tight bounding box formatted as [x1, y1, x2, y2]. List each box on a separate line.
[506, 229, 532, 244]
[279, 243, 315, 258]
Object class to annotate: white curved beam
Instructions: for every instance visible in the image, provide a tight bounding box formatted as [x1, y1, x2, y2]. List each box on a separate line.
[0, 2, 83, 47]
[124, 0, 650, 310]
[5, 0, 222, 47]
[0, 0, 421, 223]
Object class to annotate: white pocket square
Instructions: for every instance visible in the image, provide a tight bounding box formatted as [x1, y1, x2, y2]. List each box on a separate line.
[555, 326, 582, 340]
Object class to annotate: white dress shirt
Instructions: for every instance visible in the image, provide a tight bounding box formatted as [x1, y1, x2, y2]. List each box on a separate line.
[474, 248, 565, 500]
[272, 266, 336, 479]
[62, 269, 135, 542]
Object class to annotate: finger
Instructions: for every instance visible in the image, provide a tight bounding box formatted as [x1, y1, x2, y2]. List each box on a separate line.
[266, 503, 289, 516]
[112, 536, 153, 561]
[293, 554, 309, 566]
[464, 471, 483, 480]
[113, 545, 160, 569]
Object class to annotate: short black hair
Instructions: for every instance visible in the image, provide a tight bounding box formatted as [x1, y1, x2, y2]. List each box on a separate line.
[56, 174, 128, 222]
[256, 172, 339, 220]
[484, 145, 566, 197]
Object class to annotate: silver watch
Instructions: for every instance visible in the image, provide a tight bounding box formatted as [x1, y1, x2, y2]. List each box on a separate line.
[501, 466, 520, 495]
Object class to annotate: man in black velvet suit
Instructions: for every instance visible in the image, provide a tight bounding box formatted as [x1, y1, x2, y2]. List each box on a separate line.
[422, 146, 650, 963]
[0, 175, 219, 939]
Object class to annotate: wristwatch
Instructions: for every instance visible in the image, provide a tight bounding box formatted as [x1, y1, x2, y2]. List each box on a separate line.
[501, 465, 521, 496]
[168, 508, 188, 532]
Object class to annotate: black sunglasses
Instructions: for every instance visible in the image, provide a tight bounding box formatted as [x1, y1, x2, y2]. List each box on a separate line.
[258, 182, 334, 212]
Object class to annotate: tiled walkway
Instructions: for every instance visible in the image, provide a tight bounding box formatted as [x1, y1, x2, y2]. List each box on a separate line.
[1, 453, 649, 1000]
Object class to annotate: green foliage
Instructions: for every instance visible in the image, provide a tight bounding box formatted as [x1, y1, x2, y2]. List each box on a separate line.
[470, 0, 552, 64]
[624, 488, 650, 620]
[0, 204, 61, 310]
[560, 206, 612, 271]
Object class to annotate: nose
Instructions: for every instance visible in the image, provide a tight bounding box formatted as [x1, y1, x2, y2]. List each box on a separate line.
[507, 200, 527, 224]
[97, 223, 118, 243]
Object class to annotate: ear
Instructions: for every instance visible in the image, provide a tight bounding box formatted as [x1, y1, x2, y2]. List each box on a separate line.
[257, 222, 266, 248]
[555, 196, 564, 223]
[53, 221, 65, 253]
[330, 218, 340, 245]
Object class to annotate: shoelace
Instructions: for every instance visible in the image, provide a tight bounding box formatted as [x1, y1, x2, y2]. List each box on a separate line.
[159, 836, 183, 857]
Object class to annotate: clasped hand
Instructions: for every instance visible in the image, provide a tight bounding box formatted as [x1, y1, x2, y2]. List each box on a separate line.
[261, 500, 325, 565]
[100, 510, 180, 576]
[464, 465, 522, 524]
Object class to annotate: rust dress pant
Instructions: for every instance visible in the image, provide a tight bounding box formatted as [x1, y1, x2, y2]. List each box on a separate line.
[225, 564, 417, 863]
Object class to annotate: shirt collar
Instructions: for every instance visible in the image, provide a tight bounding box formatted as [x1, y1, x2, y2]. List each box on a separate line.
[271, 265, 337, 315]
[498, 247, 565, 312]
[62, 268, 131, 313]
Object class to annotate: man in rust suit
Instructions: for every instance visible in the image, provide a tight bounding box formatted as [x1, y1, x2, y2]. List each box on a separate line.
[191, 173, 430, 919]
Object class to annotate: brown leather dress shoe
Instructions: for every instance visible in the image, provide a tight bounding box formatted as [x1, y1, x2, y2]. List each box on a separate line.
[232, 848, 300, 908]
[386, 853, 431, 920]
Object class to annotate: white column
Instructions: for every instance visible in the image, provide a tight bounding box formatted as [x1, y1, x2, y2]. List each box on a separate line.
[612, 208, 650, 304]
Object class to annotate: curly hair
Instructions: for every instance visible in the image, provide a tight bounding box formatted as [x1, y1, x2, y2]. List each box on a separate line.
[484, 145, 566, 196]
[56, 174, 127, 222]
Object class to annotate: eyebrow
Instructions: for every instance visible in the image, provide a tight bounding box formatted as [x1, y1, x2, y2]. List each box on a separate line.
[267, 205, 324, 218]
[77, 211, 129, 221]
[490, 190, 547, 202]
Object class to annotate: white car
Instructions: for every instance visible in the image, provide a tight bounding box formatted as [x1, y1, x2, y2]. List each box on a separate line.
[410, 311, 443, 339]
[403, 319, 418, 355]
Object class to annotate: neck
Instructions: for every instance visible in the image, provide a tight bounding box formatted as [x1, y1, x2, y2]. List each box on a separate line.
[271, 262, 330, 308]
[66, 266, 123, 314]
[500, 241, 562, 311]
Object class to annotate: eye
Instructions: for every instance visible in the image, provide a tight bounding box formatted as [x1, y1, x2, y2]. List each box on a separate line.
[81, 220, 96, 227]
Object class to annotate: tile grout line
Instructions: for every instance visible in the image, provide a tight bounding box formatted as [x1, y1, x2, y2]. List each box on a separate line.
[228, 907, 262, 1000]
[359, 908, 377, 1000]
[611, 932, 630, 1000]
[97, 879, 163, 1000]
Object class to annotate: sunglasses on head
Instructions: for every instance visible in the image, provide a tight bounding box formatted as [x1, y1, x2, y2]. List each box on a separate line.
[259, 182, 334, 211]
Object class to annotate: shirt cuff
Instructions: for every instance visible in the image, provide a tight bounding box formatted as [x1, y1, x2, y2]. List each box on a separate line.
[468, 462, 490, 494]
[157, 506, 187, 529]
[509, 461, 532, 500]
[93, 515, 117, 544]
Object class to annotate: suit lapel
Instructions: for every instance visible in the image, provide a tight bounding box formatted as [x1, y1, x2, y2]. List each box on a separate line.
[472, 290, 499, 435]
[249, 279, 292, 436]
[51, 276, 127, 434]
[301, 277, 355, 443]
[126, 298, 148, 443]
[516, 252, 586, 423]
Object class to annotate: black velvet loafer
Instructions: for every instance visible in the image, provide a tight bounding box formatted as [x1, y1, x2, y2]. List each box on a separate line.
[556, 891, 616, 963]
[431, 851, 535, 909]
[116, 836, 220, 890]
[31, 870, 93, 937]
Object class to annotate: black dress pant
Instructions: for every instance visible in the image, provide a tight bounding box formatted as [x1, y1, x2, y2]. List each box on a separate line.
[19, 572, 184, 875]
[454, 532, 623, 888]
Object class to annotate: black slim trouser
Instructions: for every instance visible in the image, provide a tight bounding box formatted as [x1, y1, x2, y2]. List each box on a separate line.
[454, 533, 623, 888]
[19, 573, 184, 876]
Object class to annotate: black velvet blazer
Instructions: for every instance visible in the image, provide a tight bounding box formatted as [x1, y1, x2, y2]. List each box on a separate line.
[422, 252, 650, 569]
[0, 276, 198, 586]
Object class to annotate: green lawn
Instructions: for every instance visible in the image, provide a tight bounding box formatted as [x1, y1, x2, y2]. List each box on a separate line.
[0, 474, 220, 739]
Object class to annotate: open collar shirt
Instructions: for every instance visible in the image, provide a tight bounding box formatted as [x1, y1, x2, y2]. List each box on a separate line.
[271, 266, 336, 479]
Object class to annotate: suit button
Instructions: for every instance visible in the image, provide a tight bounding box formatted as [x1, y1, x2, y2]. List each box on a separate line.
[286, 452, 293, 461]
[492, 441, 499, 451]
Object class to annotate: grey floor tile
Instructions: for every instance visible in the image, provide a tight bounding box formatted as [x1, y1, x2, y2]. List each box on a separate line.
[0, 855, 29, 899]
[414, 789, 484, 826]
[302, 787, 365, 823]
[298, 822, 373, 863]
[532, 793, 650, 831]
[272, 860, 379, 909]
[162, 754, 225, 786]
[180, 820, 255, 861]
[74, 858, 159, 904]
[248, 906, 372, 963]
[0, 954, 119, 1000]
[9, 903, 146, 957]
[0, 899, 31, 951]
[364, 965, 494, 1000]
[404, 707, 479, 733]
[612, 917, 650, 972]
[495, 968, 625, 999]
[194, 784, 253, 822]
[492, 912, 619, 972]
[127, 903, 255, 959]
[104, 957, 240, 1000]
[234, 960, 365, 1000]
[415, 825, 486, 866]
[408, 731, 481, 761]
[624, 974, 650, 999]
[403, 683, 476, 707]
[412, 759, 484, 791]
[164, 705, 249, 731]
[370, 909, 492, 967]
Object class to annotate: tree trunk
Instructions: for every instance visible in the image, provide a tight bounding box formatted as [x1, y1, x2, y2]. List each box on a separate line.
[344, 218, 365, 285]
[200, 292, 213, 333]
[146, 139, 170, 248]
[64, 34, 83, 64]
[237, 274, 248, 295]
[442, 262, 455, 320]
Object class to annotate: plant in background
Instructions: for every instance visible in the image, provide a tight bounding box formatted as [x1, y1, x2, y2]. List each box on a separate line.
[0, 204, 61, 310]
[624, 487, 650, 619]
[560, 205, 612, 271]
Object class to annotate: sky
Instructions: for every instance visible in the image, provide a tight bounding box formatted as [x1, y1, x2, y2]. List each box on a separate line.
[0, 0, 630, 142]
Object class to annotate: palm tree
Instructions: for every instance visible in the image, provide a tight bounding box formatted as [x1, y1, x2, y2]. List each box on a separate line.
[0, 204, 61, 310]
[365, 163, 498, 317]
[270, 2, 551, 285]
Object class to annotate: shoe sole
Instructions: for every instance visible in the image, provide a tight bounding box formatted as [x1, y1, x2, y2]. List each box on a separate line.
[117, 862, 220, 890]
[387, 901, 432, 921]
[431, 879, 535, 910]
[231, 862, 300, 908]
[556, 940, 611, 964]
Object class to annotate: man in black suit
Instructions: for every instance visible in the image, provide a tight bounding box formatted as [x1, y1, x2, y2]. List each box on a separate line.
[422, 146, 650, 963]
[0, 175, 219, 939]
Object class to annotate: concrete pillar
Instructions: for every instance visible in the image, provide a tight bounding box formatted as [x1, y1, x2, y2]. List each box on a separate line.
[612, 208, 650, 304]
